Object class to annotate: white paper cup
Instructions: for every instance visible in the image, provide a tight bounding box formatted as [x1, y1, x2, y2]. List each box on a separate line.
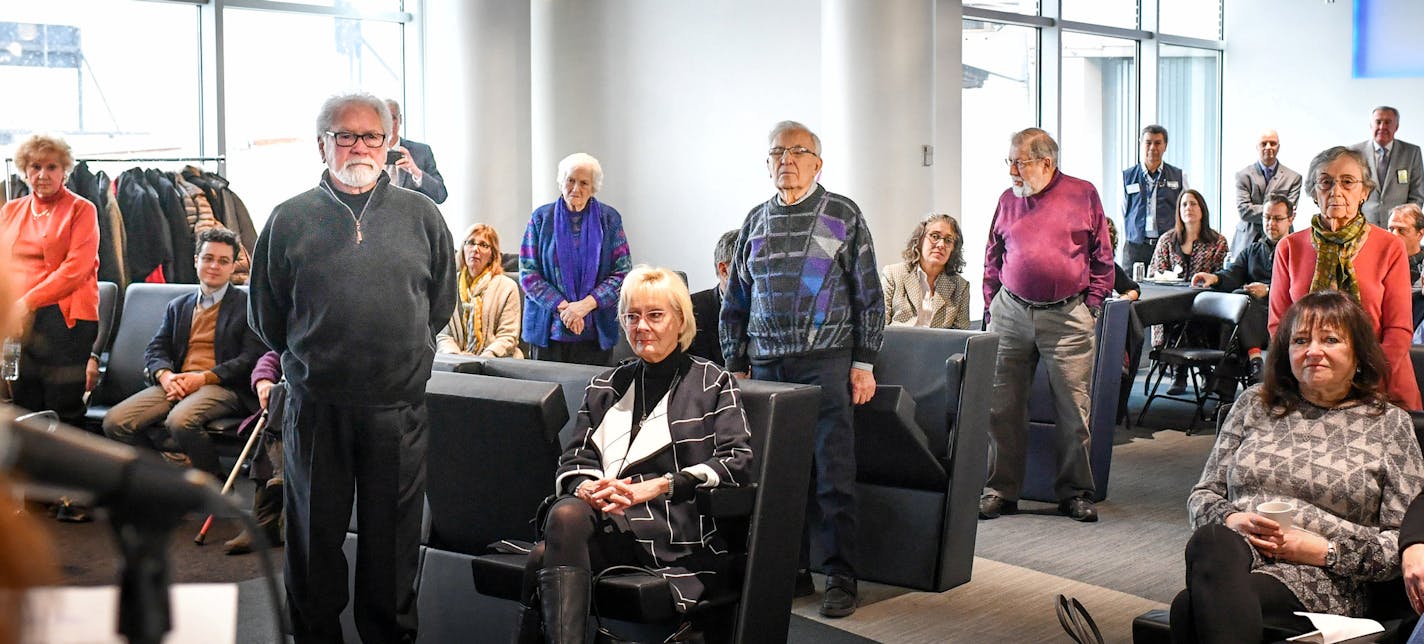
[1256, 501, 1296, 532]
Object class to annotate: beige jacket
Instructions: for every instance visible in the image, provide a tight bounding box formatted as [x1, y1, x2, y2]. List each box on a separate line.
[437, 272, 524, 358]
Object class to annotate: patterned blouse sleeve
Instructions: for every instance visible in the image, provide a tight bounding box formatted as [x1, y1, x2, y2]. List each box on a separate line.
[1331, 409, 1424, 582]
[1149, 231, 1175, 276]
[1188, 391, 1252, 527]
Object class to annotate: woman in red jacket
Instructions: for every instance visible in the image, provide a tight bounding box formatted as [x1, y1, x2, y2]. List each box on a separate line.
[0, 134, 100, 426]
[1270, 146, 1421, 409]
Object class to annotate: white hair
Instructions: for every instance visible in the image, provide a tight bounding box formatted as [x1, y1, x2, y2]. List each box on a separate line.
[767, 120, 822, 155]
[557, 153, 603, 193]
[315, 92, 393, 141]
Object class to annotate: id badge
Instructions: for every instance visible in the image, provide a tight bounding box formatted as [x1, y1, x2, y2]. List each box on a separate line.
[1400, 169, 1409, 184]
[1125, 184, 1141, 194]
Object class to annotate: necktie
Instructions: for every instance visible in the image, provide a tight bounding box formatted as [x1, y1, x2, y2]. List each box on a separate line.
[1263, 165, 1274, 186]
[1378, 147, 1390, 188]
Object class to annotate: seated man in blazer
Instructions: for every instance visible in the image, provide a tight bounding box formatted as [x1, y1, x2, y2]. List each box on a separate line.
[102, 228, 265, 478]
[384, 98, 448, 204]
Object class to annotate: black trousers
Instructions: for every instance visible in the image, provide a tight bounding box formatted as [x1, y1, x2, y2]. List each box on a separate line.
[283, 389, 427, 644]
[531, 339, 611, 366]
[1170, 524, 1312, 643]
[520, 497, 643, 603]
[1238, 296, 1270, 352]
[753, 352, 857, 578]
[10, 305, 97, 426]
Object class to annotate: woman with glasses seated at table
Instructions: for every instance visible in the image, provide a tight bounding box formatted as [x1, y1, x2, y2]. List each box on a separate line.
[437, 223, 522, 358]
[1171, 290, 1424, 643]
[515, 266, 754, 643]
[881, 213, 971, 329]
[1270, 146, 1421, 409]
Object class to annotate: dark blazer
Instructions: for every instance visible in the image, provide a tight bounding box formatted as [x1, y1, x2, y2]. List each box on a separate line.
[688, 287, 725, 366]
[394, 138, 448, 204]
[1212, 239, 1276, 293]
[144, 287, 266, 411]
[556, 355, 753, 611]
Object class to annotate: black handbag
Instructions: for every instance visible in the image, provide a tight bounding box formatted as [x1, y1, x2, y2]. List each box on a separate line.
[1056, 594, 1105, 644]
[591, 565, 698, 644]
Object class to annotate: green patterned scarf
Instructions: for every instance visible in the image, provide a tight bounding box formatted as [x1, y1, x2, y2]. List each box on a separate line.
[1308, 213, 1368, 299]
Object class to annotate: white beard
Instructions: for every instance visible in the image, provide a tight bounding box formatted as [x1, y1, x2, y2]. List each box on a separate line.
[1011, 182, 1036, 198]
[332, 161, 381, 188]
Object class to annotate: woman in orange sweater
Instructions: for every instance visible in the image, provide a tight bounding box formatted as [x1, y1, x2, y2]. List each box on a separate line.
[0, 134, 100, 426]
[1270, 146, 1421, 409]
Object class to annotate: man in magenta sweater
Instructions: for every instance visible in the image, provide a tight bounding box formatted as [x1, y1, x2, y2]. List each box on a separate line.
[980, 128, 1115, 523]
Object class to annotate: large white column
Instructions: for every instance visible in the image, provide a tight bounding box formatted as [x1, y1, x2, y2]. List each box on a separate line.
[422, 0, 532, 242]
[820, 0, 937, 267]
[529, 0, 614, 212]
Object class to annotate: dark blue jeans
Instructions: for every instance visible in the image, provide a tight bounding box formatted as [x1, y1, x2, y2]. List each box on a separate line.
[752, 351, 857, 578]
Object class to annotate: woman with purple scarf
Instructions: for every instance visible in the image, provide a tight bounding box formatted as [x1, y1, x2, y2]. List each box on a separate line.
[519, 153, 633, 365]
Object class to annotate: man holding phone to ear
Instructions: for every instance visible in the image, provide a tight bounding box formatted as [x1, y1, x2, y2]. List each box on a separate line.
[384, 98, 448, 204]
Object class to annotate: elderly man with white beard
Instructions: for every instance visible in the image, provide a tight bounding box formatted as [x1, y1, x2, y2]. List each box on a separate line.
[249, 92, 457, 644]
[979, 127, 1114, 524]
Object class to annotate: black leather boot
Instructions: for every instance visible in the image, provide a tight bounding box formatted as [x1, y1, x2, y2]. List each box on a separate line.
[513, 600, 543, 644]
[538, 566, 590, 644]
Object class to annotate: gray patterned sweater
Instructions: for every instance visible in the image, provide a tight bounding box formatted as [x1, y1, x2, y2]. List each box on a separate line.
[1188, 385, 1424, 616]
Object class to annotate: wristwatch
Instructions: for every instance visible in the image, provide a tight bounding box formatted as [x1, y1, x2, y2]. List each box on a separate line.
[1323, 541, 1338, 568]
[661, 473, 676, 499]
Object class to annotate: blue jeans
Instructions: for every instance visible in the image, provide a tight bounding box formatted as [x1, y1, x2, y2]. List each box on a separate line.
[752, 351, 857, 577]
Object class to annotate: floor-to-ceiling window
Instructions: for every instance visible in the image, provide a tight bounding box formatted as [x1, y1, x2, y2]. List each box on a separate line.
[1061, 32, 1139, 223]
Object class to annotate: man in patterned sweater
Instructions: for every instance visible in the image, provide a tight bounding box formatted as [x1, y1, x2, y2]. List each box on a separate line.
[721, 120, 884, 618]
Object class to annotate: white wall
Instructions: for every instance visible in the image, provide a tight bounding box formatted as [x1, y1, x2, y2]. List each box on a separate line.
[422, 0, 960, 293]
[1223, 0, 1424, 230]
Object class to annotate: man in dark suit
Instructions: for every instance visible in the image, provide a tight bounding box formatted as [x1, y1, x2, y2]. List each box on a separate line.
[1191, 195, 1293, 382]
[688, 229, 739, 365]
[384, 98, 449, 204]
[102, 228, 265, 478]
[1351, 106, 1424, 227]
[1231, 129, 1302, 259]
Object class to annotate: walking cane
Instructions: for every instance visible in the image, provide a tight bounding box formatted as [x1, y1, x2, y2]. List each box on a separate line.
[194, 409, 268, 545]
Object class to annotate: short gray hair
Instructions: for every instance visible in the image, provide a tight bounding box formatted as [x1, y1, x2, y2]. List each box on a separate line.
[1307, 146, 1376, 203]
[768, 120, 821, 155]
[1011, 127, 1058, 165]
[557, 152, 603, 193]
[1374, 105, 1400, 120]
[315, 92, 393, 141]
[385, 98, 402, 121]
[1392, 203, 1424, 231]
[712, 229, 739, 268]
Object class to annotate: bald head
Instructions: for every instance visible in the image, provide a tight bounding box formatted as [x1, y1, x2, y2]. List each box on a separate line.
[1257, 129, 1279, 166]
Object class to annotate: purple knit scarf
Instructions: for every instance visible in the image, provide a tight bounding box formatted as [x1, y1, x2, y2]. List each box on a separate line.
[553, 196, 604, 303]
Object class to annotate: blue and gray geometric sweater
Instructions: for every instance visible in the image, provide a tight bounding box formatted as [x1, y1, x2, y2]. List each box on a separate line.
[720, 184, 885, 373]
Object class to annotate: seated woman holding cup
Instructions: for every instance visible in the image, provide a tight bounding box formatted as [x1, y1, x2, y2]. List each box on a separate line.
[1170, 290, 1424, 643]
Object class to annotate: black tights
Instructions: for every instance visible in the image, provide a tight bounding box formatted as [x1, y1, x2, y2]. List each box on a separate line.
[1170, 524, 1312, 643]
[520, 497, 640, 604]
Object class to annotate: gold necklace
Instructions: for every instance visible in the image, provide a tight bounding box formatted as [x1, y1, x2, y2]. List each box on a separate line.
[29, 197, 52, 219]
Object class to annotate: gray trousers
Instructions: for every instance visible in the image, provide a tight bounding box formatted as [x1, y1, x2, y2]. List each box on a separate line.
[983, 290, 1097, 502]
[102, 384, 244, 478]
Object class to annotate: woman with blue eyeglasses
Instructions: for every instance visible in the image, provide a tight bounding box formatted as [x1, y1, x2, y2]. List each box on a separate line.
[436, 223, 523, 357]
[1269, 146, 1420, 409]
[881, 213, 971, 329]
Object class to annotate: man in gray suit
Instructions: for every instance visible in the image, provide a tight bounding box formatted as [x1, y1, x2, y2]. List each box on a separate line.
[1350, 106, 1424, 226]
[384, 99, 449, 204]
[1231, 129, 1301, 260]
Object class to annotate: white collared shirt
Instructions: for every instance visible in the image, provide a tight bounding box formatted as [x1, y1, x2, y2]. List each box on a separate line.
[197, 282, 230, 311]
[914, 266, 935, 327]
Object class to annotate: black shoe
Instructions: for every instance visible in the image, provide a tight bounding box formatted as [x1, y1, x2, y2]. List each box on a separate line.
[978, 494, 1017, 520]
[55, 499, 92, 523]
[820, 575, 857, 618]
[1058, 496, 1099, 522]
[1246, 357, 1264, 385]
[793, 568, 815, 598]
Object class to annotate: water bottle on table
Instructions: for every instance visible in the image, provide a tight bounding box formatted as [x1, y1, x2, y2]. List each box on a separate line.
[2, 337, 20, 381]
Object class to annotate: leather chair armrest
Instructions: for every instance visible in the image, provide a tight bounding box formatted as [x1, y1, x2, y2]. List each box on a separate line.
[696, 484, 757, 518]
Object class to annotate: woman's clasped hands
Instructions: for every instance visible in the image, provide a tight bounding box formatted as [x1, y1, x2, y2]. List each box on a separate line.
[574, 476, 667, 516]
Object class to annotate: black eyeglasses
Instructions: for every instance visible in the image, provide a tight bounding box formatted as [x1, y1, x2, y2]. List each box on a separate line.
[325, 131, 388, 148]
[925, 232, 956, 246]
[768, 146, 818, 159]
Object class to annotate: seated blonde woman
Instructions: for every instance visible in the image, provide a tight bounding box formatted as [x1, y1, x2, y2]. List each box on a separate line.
[437, 223, 523, 357]
[881, 213, 971, 329]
